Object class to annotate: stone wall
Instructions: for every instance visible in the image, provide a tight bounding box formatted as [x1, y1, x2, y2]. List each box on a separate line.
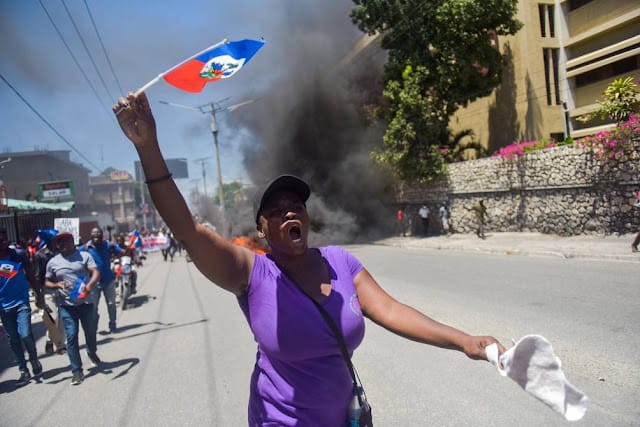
[396, 143, 640, 236]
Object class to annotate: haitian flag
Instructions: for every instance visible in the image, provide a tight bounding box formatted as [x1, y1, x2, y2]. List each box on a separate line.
[129, 229, 143, 249]
[67, 275, 89, 300]
[163, 39, 265, 93]
[0, 261, 19, 280]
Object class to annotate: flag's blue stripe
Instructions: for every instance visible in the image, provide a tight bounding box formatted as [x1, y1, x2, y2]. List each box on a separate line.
[195, 39, 265, 63]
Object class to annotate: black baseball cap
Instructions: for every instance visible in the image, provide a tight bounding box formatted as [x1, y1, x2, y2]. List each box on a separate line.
[253, 175, 311, 224]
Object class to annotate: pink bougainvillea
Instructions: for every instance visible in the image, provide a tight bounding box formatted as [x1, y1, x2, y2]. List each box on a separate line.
[492, 140, 555, 159]
[491, 114, 639, 160]
[575, 114, 639, 160]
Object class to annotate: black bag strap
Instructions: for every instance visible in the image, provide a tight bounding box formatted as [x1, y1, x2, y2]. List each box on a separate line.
[305, 290, 359, 386]
[274, 260, 359, 387]
[289, 274, 370, 409]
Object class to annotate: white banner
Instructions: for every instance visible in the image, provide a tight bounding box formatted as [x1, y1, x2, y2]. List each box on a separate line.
[141, 235, 169, 252]
[54, 217, 80, 244]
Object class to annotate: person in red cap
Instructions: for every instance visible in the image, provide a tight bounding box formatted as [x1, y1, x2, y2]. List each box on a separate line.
[44, 232, 100, 385]
[114, 92, 505, 425]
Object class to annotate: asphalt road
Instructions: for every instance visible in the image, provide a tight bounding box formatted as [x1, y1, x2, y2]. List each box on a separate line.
[0, 246, 637, 426]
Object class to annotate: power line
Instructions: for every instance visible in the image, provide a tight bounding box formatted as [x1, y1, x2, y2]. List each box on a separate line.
[37, 0, 112, 118]
[0, 72, 101, 172]
[60, 0, 116, 102]
[83, 0, 123, 95]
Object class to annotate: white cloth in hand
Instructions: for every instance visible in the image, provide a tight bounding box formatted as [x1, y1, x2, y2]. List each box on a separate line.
[485, 334, 588, 421]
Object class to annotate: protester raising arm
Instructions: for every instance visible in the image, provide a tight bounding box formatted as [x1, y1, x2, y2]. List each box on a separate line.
[114, 92, 505, 425]
[113, 93, 254, 295]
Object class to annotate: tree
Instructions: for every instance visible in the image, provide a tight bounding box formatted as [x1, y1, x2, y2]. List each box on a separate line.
[212, 181, 244, 207]
[578, 76, 640, 124]
[350, 0, 522, 182]
[100, 167, 116, 176]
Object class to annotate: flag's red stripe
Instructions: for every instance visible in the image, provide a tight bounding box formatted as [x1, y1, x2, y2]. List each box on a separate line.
[0, 270, 18, 279]
[163, 59, 210, 93]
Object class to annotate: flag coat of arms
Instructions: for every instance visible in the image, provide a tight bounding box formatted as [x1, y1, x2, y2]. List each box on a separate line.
[0, 259, 29, 309]
[164, 39, 265, 93]
[0, 262, 19, 280]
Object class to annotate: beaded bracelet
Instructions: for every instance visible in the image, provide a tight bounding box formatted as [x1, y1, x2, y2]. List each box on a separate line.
[145, 173, 173, 185]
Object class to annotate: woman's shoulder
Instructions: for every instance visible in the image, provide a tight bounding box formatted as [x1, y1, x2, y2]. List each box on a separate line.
[318, 245, 350, 257]
[318, 246, 361, 269]
[251, 252, 277, 278]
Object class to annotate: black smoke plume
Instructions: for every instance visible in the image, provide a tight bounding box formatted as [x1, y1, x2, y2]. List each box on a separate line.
[230, 4, 395, 246]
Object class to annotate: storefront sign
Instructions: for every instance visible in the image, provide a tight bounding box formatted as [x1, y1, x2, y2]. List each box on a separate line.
[39, 181, 74, 200]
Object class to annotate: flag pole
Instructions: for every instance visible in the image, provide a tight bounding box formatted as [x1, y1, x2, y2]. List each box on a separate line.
[133, 38, 229, 96]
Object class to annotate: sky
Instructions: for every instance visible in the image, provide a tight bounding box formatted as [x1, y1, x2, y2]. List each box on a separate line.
[0, 0, 363, 186]
[1, 0, 394, 242]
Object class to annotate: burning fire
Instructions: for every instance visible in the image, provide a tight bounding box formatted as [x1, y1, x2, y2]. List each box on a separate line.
[230, 235, 270, 254]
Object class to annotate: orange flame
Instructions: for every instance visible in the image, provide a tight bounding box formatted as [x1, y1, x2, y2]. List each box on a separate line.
[230, 235, 269, 254]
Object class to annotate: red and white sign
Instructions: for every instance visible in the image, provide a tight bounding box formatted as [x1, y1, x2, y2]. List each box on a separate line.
[140, 235, 169, 252]
[110, 171, 131, 181]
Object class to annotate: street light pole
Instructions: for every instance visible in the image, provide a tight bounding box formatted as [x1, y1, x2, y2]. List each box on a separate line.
[193, 157, 211, 198]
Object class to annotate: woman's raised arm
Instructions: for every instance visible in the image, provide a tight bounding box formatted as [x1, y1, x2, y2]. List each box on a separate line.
[113, 92, 254, 295]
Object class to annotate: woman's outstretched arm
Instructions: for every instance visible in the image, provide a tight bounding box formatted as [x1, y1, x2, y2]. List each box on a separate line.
[355, 268, 505, 360]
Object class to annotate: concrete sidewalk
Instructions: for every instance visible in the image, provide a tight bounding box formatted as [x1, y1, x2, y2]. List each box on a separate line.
[375, 231, 640, 263]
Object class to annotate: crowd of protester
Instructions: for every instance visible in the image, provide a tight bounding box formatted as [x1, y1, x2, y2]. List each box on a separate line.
[2, 220, 274, 387]
[0, 225, 151, 386]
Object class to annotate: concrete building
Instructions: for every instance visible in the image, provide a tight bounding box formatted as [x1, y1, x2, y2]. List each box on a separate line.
[450, 0, 639, 150]
[89, 171, 138, 232]
[562, 0, 640, 137]
[0, 150, 91, 213]
[0, 149, 151, 235]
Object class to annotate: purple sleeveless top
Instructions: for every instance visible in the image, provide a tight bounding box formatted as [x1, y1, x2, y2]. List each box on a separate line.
[238, 246, 366, 426]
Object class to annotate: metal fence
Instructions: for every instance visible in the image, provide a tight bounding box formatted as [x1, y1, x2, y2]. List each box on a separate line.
[0, 210, 56, 243]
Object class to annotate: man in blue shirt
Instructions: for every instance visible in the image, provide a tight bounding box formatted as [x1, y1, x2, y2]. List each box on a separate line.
[0, 228, 45, 385]
[82, 227, 124, 334]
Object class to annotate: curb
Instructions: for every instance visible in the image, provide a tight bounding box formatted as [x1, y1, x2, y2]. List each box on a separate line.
[374, 235, 640, 263]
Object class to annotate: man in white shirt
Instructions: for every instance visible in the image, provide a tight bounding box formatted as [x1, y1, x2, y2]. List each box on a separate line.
[418, 205, 430, 237]
[439, 204, 451, 235]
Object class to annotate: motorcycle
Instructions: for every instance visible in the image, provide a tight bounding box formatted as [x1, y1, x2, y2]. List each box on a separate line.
[112, 255, 137, 310]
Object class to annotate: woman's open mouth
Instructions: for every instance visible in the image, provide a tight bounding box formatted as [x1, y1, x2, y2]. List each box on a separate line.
[288, 225, 302, 242]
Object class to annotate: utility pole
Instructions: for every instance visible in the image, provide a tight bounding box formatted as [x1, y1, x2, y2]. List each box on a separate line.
[139, 180, 147, 230]
[189, 178, 201, 203]
[193, 157, 212, 198]
[158, 98, 256, 237]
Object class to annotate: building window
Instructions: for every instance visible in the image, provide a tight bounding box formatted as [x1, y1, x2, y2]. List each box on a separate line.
[538, 4, 555, 38]
[543, 48, 561, 105]
[550, 132, 565, 142]
[574, 55, 640, 88]
[538, 5, 546, 37]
